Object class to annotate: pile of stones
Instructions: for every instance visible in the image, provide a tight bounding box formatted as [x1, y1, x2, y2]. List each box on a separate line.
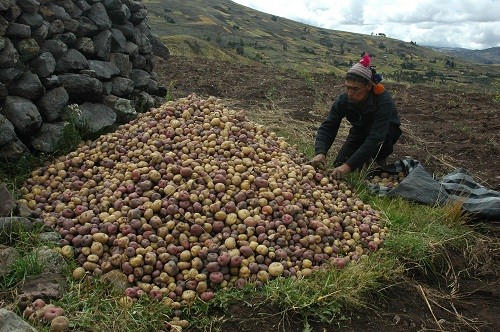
[0, 0, 169, 159]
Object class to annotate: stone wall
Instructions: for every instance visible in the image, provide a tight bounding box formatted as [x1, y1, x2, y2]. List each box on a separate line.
[0, 0, 169, 159]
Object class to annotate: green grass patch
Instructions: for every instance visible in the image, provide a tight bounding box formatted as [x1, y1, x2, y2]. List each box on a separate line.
[0, 250, 44, 290]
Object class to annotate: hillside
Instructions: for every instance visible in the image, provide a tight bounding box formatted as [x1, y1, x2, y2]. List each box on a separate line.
[144, 0, 500, 90]
[430, 46, 500, 65]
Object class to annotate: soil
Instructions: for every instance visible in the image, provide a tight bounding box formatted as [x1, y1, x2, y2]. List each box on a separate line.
[154, 56, 500, 332]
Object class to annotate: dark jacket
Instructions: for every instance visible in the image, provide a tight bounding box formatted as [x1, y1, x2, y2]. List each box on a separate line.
[314, 90, 401, 169]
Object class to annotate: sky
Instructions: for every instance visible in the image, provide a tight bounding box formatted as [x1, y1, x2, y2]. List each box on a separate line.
[231, 0, 500, 50]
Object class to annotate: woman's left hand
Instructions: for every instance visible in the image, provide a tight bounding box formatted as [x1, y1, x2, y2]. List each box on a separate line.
[331, 163, 351, 179]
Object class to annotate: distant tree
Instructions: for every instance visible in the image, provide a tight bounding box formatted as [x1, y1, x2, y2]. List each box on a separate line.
[236, 46, 244, 55]
[378, 42, 386, 49]
[216, 34, 222, 44]
[401, 61, 416, 70]
[340, 42, 344, 55]
[271, 15, 277, 22]
[319, 37, 333, 47]
[282, 44, 288, 51]
[239, 38, 244, 46]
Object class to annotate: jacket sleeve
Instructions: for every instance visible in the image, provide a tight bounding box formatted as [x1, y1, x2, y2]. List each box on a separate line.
[314, 97, 344, 155]
[346, 92, 396, 169]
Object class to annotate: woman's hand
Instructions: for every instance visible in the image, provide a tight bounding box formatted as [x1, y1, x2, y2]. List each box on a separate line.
[308, 154, 326, 170]
[331, 163, 351, 179]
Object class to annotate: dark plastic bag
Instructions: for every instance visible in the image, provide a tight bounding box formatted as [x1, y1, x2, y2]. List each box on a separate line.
[366, 159, 500, 220]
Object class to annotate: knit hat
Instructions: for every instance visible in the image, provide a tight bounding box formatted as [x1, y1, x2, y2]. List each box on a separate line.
[347, 54, 373, 81]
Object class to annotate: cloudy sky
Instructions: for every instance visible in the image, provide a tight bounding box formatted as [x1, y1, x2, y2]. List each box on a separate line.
[231, 0, 500, 50]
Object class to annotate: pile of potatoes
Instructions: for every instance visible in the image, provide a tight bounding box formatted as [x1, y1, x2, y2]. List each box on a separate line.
[366, 171, 406, 189]
[19, 94, 387, 305]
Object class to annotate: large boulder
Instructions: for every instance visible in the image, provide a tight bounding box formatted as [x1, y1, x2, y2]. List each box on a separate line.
[36, 86, 69, 121]
[58, 73, 103, 103]
[0, 96, 42, 138]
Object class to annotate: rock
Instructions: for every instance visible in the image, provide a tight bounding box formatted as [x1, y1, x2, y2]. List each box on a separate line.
[135, 32, 152, 55]
[44, 3, 71, 21]
[74, 36, 94, 57]
[5, 22, 31, 38]
[0, 308, 38, 332]
[2, 4, 21, 22]
[40, 39, 67, 58]
[0, 217, 33, 244]
[48, 19, 65, 37]
[75, 16, 98, 37]
[0, 245, 19, 278]
[110, 76, 134, 97]
[103, 0, 122, 11]
[130, 8, 147, 25]
[51, 32, 76, 47]
[74, 0, 90, 12]
[104, 95, 136, 123]
[34, 247, 67, 274]
[0, 0, 16, 11]
[17, 12, 44, 28]
[130, 68, 151, 90]
[59, 73, 102, 103]
[53, 0, 82, 19]
[93, 29, 112, 60]
[17, 0, 40, 14]
[78, 102, 116, 133]
[0, 114, 17, 145]
[8, 72, 44, 100]
[29, 52, 55, 78]
[31, 121, 70, 153]
[19, 272, 67, 302]
[0, 82, 6, 100]
[110, 28, 127, 53]
[0, 67, 24, 85]
[38, 231, 61, 245]
[87, 60, 120, 79]
[31, 20, 49, 44]
[54, 48, 88, 73]
[150, 33, 170, 60]
[14, 38, 40, 62]
[0, 38, 19, 68]
[39, 75, 59, 89]
[109, 52, 132, 78]
[0, 183, 16, 217]
[88, 2, 112, 30]
[108, 4, 131, 25]
[0, 96, 42, 138]
[37, 86, 69, 121]
[0, 139, 28, 160]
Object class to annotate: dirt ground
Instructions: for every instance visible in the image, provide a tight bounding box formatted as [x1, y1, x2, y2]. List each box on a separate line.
[154, 56, 500, 332]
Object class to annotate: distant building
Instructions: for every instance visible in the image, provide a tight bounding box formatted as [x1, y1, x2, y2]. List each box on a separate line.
[377, 33, 386, 37]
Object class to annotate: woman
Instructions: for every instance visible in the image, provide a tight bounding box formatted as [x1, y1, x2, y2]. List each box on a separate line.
[309, 54, 402, 179]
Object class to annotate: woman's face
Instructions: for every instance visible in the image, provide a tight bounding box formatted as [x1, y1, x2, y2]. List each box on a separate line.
[344, 80, 372, 103]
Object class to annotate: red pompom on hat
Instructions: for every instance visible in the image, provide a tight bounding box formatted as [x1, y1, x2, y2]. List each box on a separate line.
[347, 54, 373, 81]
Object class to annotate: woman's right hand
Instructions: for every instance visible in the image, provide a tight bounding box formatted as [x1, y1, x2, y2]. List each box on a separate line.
[307, 154, 326, 170]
